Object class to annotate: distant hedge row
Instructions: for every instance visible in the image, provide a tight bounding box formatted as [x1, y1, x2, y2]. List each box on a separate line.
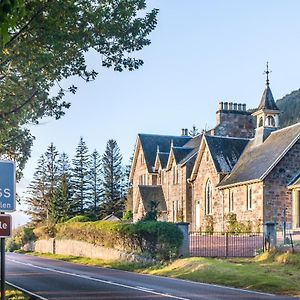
[34, 221, 183, 261]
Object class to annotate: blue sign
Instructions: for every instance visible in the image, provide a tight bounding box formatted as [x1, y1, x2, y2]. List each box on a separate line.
[0, 161, 15, 212]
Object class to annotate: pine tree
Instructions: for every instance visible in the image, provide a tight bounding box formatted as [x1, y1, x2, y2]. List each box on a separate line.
[189, 125, 199, 137]
[89, 150, 102, 215]
[72, 137, 91, 214]
[54, 153, 72, 221]
[25, 155, 48, 225]
[100, 139, 125, 218]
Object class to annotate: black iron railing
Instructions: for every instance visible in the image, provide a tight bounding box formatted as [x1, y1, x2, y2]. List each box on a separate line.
[189, 231, 264, 257]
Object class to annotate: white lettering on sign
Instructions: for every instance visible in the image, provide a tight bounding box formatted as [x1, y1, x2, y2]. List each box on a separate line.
[0, 222, 7, 229]
[0, 202, 11, 209]
[0, 188, 11, 198]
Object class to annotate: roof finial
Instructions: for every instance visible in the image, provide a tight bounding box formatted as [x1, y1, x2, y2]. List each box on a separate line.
[263, 61, 272, 86]
[157, 145, 160, 153]
[170, 139, 174, 148]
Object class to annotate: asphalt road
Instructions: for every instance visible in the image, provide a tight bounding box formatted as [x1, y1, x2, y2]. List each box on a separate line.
[5, 253, 298, 300]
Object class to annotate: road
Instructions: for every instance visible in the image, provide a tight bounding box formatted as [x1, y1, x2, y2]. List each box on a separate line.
[5, 253, 297, 300]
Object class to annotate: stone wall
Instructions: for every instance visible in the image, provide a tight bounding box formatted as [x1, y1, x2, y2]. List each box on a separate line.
[31, 239, 149, 262]
[264, 140, 300, 228]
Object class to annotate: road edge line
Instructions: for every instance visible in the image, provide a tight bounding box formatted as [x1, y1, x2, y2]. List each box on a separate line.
[6, 281, 48, 300]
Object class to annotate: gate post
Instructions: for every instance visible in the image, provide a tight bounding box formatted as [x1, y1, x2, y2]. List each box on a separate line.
[225, 232, 229, 257]
[264, 221, 277, 250]
[176, 222, 190, 257]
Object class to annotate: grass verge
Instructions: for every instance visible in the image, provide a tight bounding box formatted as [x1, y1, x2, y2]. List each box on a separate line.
[28, 250, 300, 297]
[6, 284, 30, 300]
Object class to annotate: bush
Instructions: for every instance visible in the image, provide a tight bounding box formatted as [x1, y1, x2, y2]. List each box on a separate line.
[122, 210, 133, 221]
[33, 225, 56, 239]
[6, 226, 36, 252]
[66, 215, 95, 223]
[55, 220, 183, 261]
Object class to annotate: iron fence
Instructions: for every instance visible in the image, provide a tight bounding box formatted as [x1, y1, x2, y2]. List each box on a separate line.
[189, 231, 264, 257]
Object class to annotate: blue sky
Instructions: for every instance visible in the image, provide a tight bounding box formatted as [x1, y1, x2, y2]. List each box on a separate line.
[13, 0, 300, 225]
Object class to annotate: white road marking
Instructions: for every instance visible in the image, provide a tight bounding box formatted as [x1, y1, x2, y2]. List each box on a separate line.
[7, 258, 190, 300]
[6, 281, 48, 300]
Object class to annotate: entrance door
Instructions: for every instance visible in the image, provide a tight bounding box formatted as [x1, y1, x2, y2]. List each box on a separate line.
[195, 201, 201, 230]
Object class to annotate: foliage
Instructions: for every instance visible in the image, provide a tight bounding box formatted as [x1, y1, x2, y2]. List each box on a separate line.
[89, 150, 103, 214]
[71, 137, 91, 214]
[204, 215, 214, 234]
[55, 220, 183, 261]
[0, 0, 158, 176]
[66, 215, 96, 223]
[225, 213, 253, 233]
[122, 210, 133, 221]
[100, 139, 125, 218]
[141, 200, 158, 221]
[276, 89, 300, 127]
[6, 226, 36, 252]
[189, 125, 199, 137]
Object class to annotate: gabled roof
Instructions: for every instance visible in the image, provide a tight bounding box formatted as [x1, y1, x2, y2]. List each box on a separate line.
[190, 135, 248, 181]
[180, 134, 203, 165]
[173, 147, 194, 164]
[138, 185, 167, 212]
[154, 152, 169, 170]
[138, 134, 191, 173]
[218, 123, 300, 188]
[206, 135, 249, 173]
[257, 85, 279, 111]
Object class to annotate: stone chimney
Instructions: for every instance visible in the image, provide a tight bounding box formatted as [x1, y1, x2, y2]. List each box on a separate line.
[181, 128, 189, 136]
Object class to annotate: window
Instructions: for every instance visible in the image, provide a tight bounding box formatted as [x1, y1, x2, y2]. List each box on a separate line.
[173, 166, 178, 184]
[173, 201, 177, 222]
[266, 115, 275, 127]
[140, 153, 145, 165]
[139, 174, 146, 185]
[247, 186, 253, 210]
[229, 190, 234, 212]
[205, 180, 213, 215]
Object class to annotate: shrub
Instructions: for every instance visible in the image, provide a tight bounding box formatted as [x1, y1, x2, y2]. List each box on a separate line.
[66, 215, 94, 223]
[204, 215, 214, 234]
[55, 220, 183, 261]
[6, 226, 36, 252]
[33, 225, 56, 239]
[122, 210, 133, 221]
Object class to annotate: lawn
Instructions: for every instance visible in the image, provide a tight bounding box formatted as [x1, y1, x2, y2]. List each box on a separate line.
[28, 250, 300, 297]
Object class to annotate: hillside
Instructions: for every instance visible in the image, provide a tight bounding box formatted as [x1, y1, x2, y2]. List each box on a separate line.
[276, 89, 300, 127]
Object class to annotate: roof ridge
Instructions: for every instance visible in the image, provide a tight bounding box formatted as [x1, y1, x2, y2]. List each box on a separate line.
[270, 122, 300, 134]
[206, 135, 250, 141]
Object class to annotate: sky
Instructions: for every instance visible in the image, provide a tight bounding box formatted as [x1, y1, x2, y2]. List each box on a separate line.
[12, 0, 300, 226]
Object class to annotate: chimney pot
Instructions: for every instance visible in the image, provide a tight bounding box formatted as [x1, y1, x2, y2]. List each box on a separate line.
[242, 104, 246, 111]
[233, 103, 237, 110]
[218, 101, 223, 111]
[181, 128, 185, 136]
[229, 102, 233, 110]
[238, 103, 242, 111]
[224, 102, 228, 110]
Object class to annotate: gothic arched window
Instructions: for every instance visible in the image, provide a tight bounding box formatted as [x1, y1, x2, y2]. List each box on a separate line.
[205, 180, 213, 215]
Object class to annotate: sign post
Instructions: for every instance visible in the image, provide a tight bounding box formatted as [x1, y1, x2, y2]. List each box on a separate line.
[0, 161, 16, 300]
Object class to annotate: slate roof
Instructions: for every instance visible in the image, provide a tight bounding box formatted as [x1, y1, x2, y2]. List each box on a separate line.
[218, 123, 300, 187]
[157, 152, 169, 169]
[139, 134, 191, 173]
[257, 85, 279, 111]
[180, 134, 203, 165]
[138, 185, 167, 212]
[172, 147, 194, 164]
[288, 172, 300, 187]
[205, 135, 249, 173]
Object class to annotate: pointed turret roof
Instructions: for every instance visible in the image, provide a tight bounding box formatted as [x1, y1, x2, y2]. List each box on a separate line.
[257, 85, 279, 111]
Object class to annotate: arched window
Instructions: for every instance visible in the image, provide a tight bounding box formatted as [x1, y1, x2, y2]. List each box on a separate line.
[258, 117, 263, 127]
[205, 180, 213, 215]
[266, 116, 275, 127]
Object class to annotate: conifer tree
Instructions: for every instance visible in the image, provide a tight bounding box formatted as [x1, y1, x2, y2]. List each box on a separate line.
[25, 155, 48, 225]
[89, 150, 102, 215]
[72, 137, 91, 214]
[100, 139, 124, 218]
[54, 153, 72, 221]
[189, 125, 199, 137]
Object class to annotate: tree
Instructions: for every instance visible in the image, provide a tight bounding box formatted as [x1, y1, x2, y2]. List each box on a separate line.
[54, 152, 73, 221]
[72, 137, 91, 214]
[100, 139, 124, 217]
[25, 155, 48, 225]
[189, 125, 199, 137]
[88, 150, 102, 215]
[0, 0, 158, 175]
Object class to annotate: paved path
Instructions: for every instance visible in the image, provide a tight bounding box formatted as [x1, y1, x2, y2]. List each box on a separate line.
[6, 253, 298, 300]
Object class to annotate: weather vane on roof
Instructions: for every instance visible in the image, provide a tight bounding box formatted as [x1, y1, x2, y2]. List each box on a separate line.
[263, 61, 271, 86]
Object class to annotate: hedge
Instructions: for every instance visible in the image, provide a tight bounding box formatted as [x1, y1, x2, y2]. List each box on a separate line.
[53, 221, 183, 261]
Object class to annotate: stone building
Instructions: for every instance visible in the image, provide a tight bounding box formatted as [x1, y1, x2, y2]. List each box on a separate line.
[129, 80, 300, 232]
